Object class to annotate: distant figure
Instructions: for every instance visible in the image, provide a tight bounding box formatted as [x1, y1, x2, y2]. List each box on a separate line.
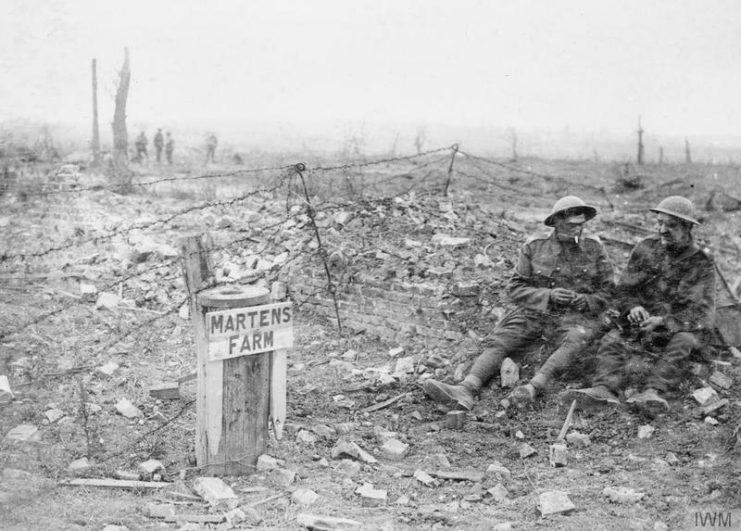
[165, 132, 174, 165]
[153, 129, 164, 163]
[134, 132, 149, 163]
[205, 133, 218, 164]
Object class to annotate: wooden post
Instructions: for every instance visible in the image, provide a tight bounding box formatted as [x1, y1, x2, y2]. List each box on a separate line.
[442, 144, 459, 197]
[685, 138, 692, 163]
[180, 234, 215, 470]
[91, 58, 100, 167]
[182, 235, 291, 475]
[636, 116, 644, 165]
[112, 47, 131, 186]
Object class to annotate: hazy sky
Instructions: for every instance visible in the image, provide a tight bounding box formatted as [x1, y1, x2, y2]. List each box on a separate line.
[2, 0, 740, 138]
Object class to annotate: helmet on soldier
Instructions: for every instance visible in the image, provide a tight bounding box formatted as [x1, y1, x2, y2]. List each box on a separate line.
[650, 196, 700, 225]
[544, 196, 597, 226]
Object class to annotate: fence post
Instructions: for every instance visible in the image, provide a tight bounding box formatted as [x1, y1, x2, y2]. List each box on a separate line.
[443, 144, 459, 197]
[181, 234, 292, 475]
[197, 285, 271, 476]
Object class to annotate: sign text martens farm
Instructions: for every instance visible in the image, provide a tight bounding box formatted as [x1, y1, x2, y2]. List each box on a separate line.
[206, 302, 293, 361]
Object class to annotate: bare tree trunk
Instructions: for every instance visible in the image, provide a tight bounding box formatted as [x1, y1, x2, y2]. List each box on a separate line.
[658, 146, 664, 165]
[636, 116, 644, 165]
[91, 58, 100, 167]
[111, 47, 131, 188]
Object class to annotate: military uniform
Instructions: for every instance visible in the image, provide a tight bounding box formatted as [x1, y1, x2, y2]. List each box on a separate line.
[467, 231, 614, 389]
[591, 235, 716, 393]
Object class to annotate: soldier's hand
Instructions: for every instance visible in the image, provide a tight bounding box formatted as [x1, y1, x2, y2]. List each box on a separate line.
[550, 288, 575, 305]
[571, 293, 588, 311]
[627, 306, 650, 324]
[639, 316, 664, 332]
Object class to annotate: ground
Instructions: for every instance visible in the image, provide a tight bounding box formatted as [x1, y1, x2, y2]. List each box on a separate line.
[0, 152, 740, 530]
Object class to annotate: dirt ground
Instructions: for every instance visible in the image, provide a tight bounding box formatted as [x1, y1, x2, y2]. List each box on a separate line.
[0, 154, 740, 530]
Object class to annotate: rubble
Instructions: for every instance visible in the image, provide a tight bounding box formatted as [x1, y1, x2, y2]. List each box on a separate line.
[413, 469, 437, 487]
[488, 483, 509, 503]
[115, 398, 142, 418]
[692, 387, 720, 406]
[638, 425, 655, 439]
[192, 477, 238, 509]
[549, 444, 568, 467]
[538, 491, 576, 516]
[296, 513, 362, 530]
[292, 487, 319, 506]
[519, 443, 537, 458]
[500, 358, 519, 388]
[603, 486, 646, 504]
[355, 483, 387, 507]
[380, 438, 410, 460]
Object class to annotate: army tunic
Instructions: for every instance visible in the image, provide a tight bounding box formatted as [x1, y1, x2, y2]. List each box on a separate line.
[468, 231, 615, 389]
[593, 235, 716, 393]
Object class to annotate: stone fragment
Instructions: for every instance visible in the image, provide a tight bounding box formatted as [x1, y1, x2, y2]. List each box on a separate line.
[665, 452, 679, 466]
[79, 283, 98, 301]
[270, 281, 287, 300]
[538, 491, 576, 516]
[709, 371, 732, 390]
[603, 486, 646, 504]
[115, 399, 142, 418]
[431, 234, 471, 247]
[388, 347, 405, 357]
[394, 356, 415, 377]
[257, 454, 280, 471]
[5, 424, 41, 443]
[95, 361, 119, 378]
[330, 439, 377, 464]
[433, 469, 485, 482]
[637, 425, 655, 439]
[355, 483, 387, 507]
[486, 463, 512, 481]
[515, 430, 525, 440]
[395, 494, 410, 506]
[145, 503, 177, 521]
[45, 408, 65, 423]
[488, 483, 509, 503]
[292, 487, 319, 506]
[296, 513, 362, 530]
[178, 304, 189, 320]
[192, 477, 238, 509]
[445, 411, 466, 430]
[435, 453, 451, 468]
[0, 375, 14, 404]
[413, 469, 437, 487]
[373, 426, 398, 445]
[519, 443, 537, 458]
[701, 398, 728, 415]
[380, 439, 410, 460]
[138, 460, 164, 479]
[148, 382, 179, 400]
[68, 457, 92, 473]
[566, 431, 591, 446]
[95, 292, 121, 310]
[704, 417, 719, 426]
[493, 523, 514, 531]
[297, 429, 318, 444]
[549, 444, 568, 467]
[500, 358, 519, 388]
[692, 387, 719, 406]
[311, 424, 335, 439]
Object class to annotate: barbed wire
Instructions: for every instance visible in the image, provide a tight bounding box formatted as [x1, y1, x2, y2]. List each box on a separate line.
[14, 164, 296, 198]
[312, 146, 454, 173]
[0, 179, 289, 263]
[458, 149, 609, 194]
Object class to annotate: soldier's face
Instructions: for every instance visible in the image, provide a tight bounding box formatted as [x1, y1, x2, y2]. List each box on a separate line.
[554, 214, 586, 243]
[656, 213, 691, 250]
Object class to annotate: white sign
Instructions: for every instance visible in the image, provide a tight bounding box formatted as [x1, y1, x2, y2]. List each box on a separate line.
[206, 301, 293, 361]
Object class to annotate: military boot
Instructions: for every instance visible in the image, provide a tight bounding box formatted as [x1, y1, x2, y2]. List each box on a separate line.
[423, 379, 475, 411]
[626, 387, 669, 415]
[509, 383, 537, 407]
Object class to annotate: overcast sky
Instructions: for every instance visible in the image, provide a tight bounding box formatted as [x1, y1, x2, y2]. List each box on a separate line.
[2, 0, 740, 140]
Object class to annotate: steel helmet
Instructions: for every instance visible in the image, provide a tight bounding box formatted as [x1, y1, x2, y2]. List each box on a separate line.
[544, 196, 597, 226]
[650, 196, 700, 225]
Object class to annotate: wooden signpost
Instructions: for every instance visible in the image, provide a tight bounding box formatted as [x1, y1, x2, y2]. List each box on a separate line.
[181, 235, 292, 476]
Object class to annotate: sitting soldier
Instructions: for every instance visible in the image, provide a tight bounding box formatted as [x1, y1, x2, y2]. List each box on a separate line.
[424, 196, 615, 410]
[564, 196, 716, 413]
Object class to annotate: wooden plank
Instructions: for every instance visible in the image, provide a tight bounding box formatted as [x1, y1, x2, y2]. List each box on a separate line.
[179, 234, 217, 470]
[270, 349, 287, 440]
[362, 393, 409, 413]
[556, 400, 577, 442]
[61, 478, 170, 489]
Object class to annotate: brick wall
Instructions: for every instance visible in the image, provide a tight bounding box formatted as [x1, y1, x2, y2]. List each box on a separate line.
[284, 266, 500, 344]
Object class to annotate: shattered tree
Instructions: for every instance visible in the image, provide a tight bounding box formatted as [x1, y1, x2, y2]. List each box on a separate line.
[111, 47, 131, 188]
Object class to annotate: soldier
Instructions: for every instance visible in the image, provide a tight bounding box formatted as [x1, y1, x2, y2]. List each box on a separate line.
[424, 196, 615, 410]
[153, 129, 164, 163]
[565, 196, 715, 413]
[134, 131, 148, 163]
[165, 132, 174, 164]
[205, 132, 218, 164]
